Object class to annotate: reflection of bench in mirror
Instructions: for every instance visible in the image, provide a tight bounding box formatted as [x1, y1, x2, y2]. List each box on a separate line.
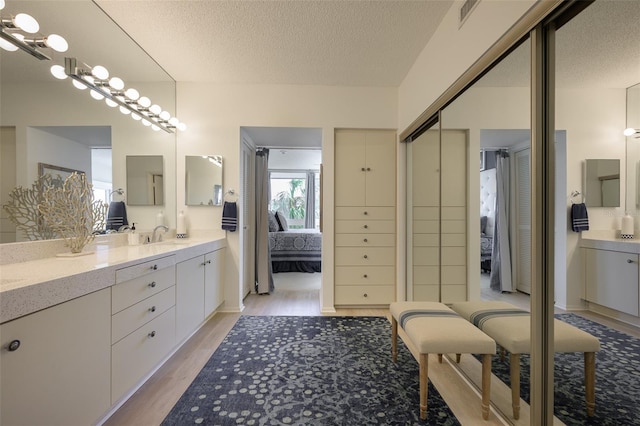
[450, 301, 601, 420]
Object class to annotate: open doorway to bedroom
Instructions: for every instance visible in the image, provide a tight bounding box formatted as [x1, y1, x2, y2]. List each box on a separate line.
[240, 126, 323, 315]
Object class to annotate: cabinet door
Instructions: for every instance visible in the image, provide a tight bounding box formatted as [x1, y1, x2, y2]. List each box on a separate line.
[176, 255, 205, 343]
[335, 130, 366, 206]
[364, 130, 396, 207]
[584, 248, 639, 316]
[1, 288, 111, 426]
[204, 248, 226, 318]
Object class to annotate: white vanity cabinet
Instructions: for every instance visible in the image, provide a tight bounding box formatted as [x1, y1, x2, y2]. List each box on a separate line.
[176, 248, 225, 344]
[584, 248, 639, 316]
[0, 288, 111, 426]
[111, 255, 177, 403]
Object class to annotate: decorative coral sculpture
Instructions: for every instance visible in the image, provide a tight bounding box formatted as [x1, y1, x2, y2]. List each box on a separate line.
[38, 172, 106, 253]
[2, 174, 58, 241]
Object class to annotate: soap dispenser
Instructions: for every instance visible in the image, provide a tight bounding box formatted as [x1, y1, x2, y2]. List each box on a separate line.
[128, 223, 139, 245]
[177, 210, 187, 239]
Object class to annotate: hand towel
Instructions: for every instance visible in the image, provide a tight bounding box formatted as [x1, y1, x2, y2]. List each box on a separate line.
[106, 201, 128, 230]
[222, 201, 238, 232]
[571, 203, 589, 232]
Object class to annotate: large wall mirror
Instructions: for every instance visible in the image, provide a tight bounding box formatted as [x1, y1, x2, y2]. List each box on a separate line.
[185, 156, 224, 206]
[626, 82, 640, 211]
[585, 159, 620, 207]
[0, 0, 176, 243]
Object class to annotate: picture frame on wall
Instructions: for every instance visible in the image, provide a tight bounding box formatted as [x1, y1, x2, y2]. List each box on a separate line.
[480, 150, 486, 171]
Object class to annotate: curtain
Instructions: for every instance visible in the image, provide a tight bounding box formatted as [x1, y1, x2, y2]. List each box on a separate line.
[490, 150, 514, 292]
[255, 149, 274, 294]
[305, 171, 315, 229]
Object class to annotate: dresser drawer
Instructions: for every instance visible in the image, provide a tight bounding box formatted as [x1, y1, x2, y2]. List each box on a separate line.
[111, 286, 176, 344]
[335, 233, 395, 247]
[335, 266, 395, 285]
[115, 255, 175, 284]
[335, 207, 395, 220]
[335, 220, 395, 234]
[335, 247, 395, 266]
[112, 266, 176, 314]
[111, 307, 176, 402]
[335, 285, 395, 305]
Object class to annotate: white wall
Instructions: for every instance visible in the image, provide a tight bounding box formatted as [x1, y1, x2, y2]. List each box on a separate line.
[176, 83, 398, 312]
[268, 149, 321, 170]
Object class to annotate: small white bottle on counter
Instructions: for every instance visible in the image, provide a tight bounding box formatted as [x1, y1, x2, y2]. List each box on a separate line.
[128, 223, 139, 245]
[177, 210, 187, 238]
[621, 213, 634, 239]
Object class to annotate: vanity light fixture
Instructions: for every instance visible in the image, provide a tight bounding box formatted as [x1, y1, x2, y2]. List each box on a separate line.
[623, 128, 640, 138]
[58, 57, 186, 133]
[0, 6, 68, 60]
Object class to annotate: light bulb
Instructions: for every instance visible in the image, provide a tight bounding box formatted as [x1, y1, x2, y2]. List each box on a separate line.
[168, 117, 179, 126]
[105, 98, 118, 108]
[0, 38, 19, 52]
[177, 122, 187, 131]
[90, 90, 104, 100]
[109, 77, 124, 91]
[0, 0, 5, 10]
[142, 119, 151, 127]
[138, 96, 151, 108]
[44, 34, 68, 52]
[124, 88, 139, 101]
[119, 106, 131, 115]
[50, 65, 67, 79]
[14, 13, 39, 33]
[159, 111, 171, 121]
[72, 79, 87, 90]
[131, 113, 142, 121]
[624, 128, 637, 137]
[149, 104, 162, 115]
[92, 65, 109, 80]
[151, 125, 160, 132]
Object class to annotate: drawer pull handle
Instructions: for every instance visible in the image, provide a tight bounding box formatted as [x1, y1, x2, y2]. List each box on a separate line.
[361, 167, 366, 171]
[148, 331, 156, 338]
[366, 167, 371, 171]
[364, 225, 368, 229]
[201, 259, 212, 266]
[7, 339, 20, 352]
[363, 238, 368, 243]
[149, 281, 157, 288]
[149, 306, 156, 313]
[363, 274, 368, 278]
[363, 293, 368, 298]
[627, 259, 636, 264]
[363, 255, 368, 259]
[364, 211, 368, 215]
[150, 264, 158, 270]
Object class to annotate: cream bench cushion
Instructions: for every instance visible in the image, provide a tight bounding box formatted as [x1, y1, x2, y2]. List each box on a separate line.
[389, 301, 496, 420]
[449, 300, 601, 420]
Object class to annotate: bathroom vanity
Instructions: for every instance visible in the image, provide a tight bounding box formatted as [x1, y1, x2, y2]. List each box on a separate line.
[0, 233, 226, 425]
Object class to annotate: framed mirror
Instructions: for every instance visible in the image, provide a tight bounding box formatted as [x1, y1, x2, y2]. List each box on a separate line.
[584, 159, 620, 207]
[185, 155, 223, 206]
[126, 156, 164, 206]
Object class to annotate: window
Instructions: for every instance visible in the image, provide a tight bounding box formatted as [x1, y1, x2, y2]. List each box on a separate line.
[269, 171, 319, 229]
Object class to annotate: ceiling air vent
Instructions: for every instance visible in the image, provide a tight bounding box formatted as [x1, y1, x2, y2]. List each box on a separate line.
[459, 0, 480, 28]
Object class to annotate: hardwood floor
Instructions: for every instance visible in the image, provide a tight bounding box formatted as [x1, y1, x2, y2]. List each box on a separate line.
[104, 272, 638, 426]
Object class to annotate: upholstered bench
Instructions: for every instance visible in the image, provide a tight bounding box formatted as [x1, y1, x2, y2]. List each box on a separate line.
[449, 301, 601, 420]
[389, 301, 496, 420]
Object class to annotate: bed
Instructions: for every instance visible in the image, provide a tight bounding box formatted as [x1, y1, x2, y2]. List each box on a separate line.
[269, 229, 322, 273]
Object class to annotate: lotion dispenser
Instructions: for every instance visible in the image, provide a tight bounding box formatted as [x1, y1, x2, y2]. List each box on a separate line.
[128, 223, 139, 245]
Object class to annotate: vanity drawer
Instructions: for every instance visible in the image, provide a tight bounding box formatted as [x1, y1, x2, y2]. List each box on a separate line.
[335, 247, 395, 266]
[111, 286, 175, 344]
[335, 285, 395, 305]
[115, 255, 175, 284]
[112, 265, 176, 314]
[111, 307, 176, 403]
[335, 266, 395, 286]
[335, 207, 395, 220]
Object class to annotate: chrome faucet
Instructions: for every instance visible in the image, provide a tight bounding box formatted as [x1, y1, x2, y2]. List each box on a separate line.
[152, 225, 169, 242]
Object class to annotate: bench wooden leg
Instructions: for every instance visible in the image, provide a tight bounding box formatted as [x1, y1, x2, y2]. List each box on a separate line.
[438, 354, 443, 363]
[510, 353, 520, 420]
[456, 353, 461, 363]
[585, 352, 596, 416]
[419, 353, 429, 420]
[481, 354, 491, 420]
[391, 317, 398, 363]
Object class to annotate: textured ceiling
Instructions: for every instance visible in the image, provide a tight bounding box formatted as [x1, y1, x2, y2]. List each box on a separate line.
[95, 0, 453, 86]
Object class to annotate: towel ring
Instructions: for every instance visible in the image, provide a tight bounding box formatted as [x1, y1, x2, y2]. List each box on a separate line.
[569, 190, 582, 204]
[224, 189, 238, 202]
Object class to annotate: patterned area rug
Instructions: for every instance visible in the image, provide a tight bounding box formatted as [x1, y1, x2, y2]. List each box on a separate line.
[162, 316, 460, 425]
[481, 313, 640, 426]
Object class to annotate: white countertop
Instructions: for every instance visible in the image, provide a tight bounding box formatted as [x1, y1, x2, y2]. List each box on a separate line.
[580, 230, 640, 253]
[0, 233, 226, 324]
